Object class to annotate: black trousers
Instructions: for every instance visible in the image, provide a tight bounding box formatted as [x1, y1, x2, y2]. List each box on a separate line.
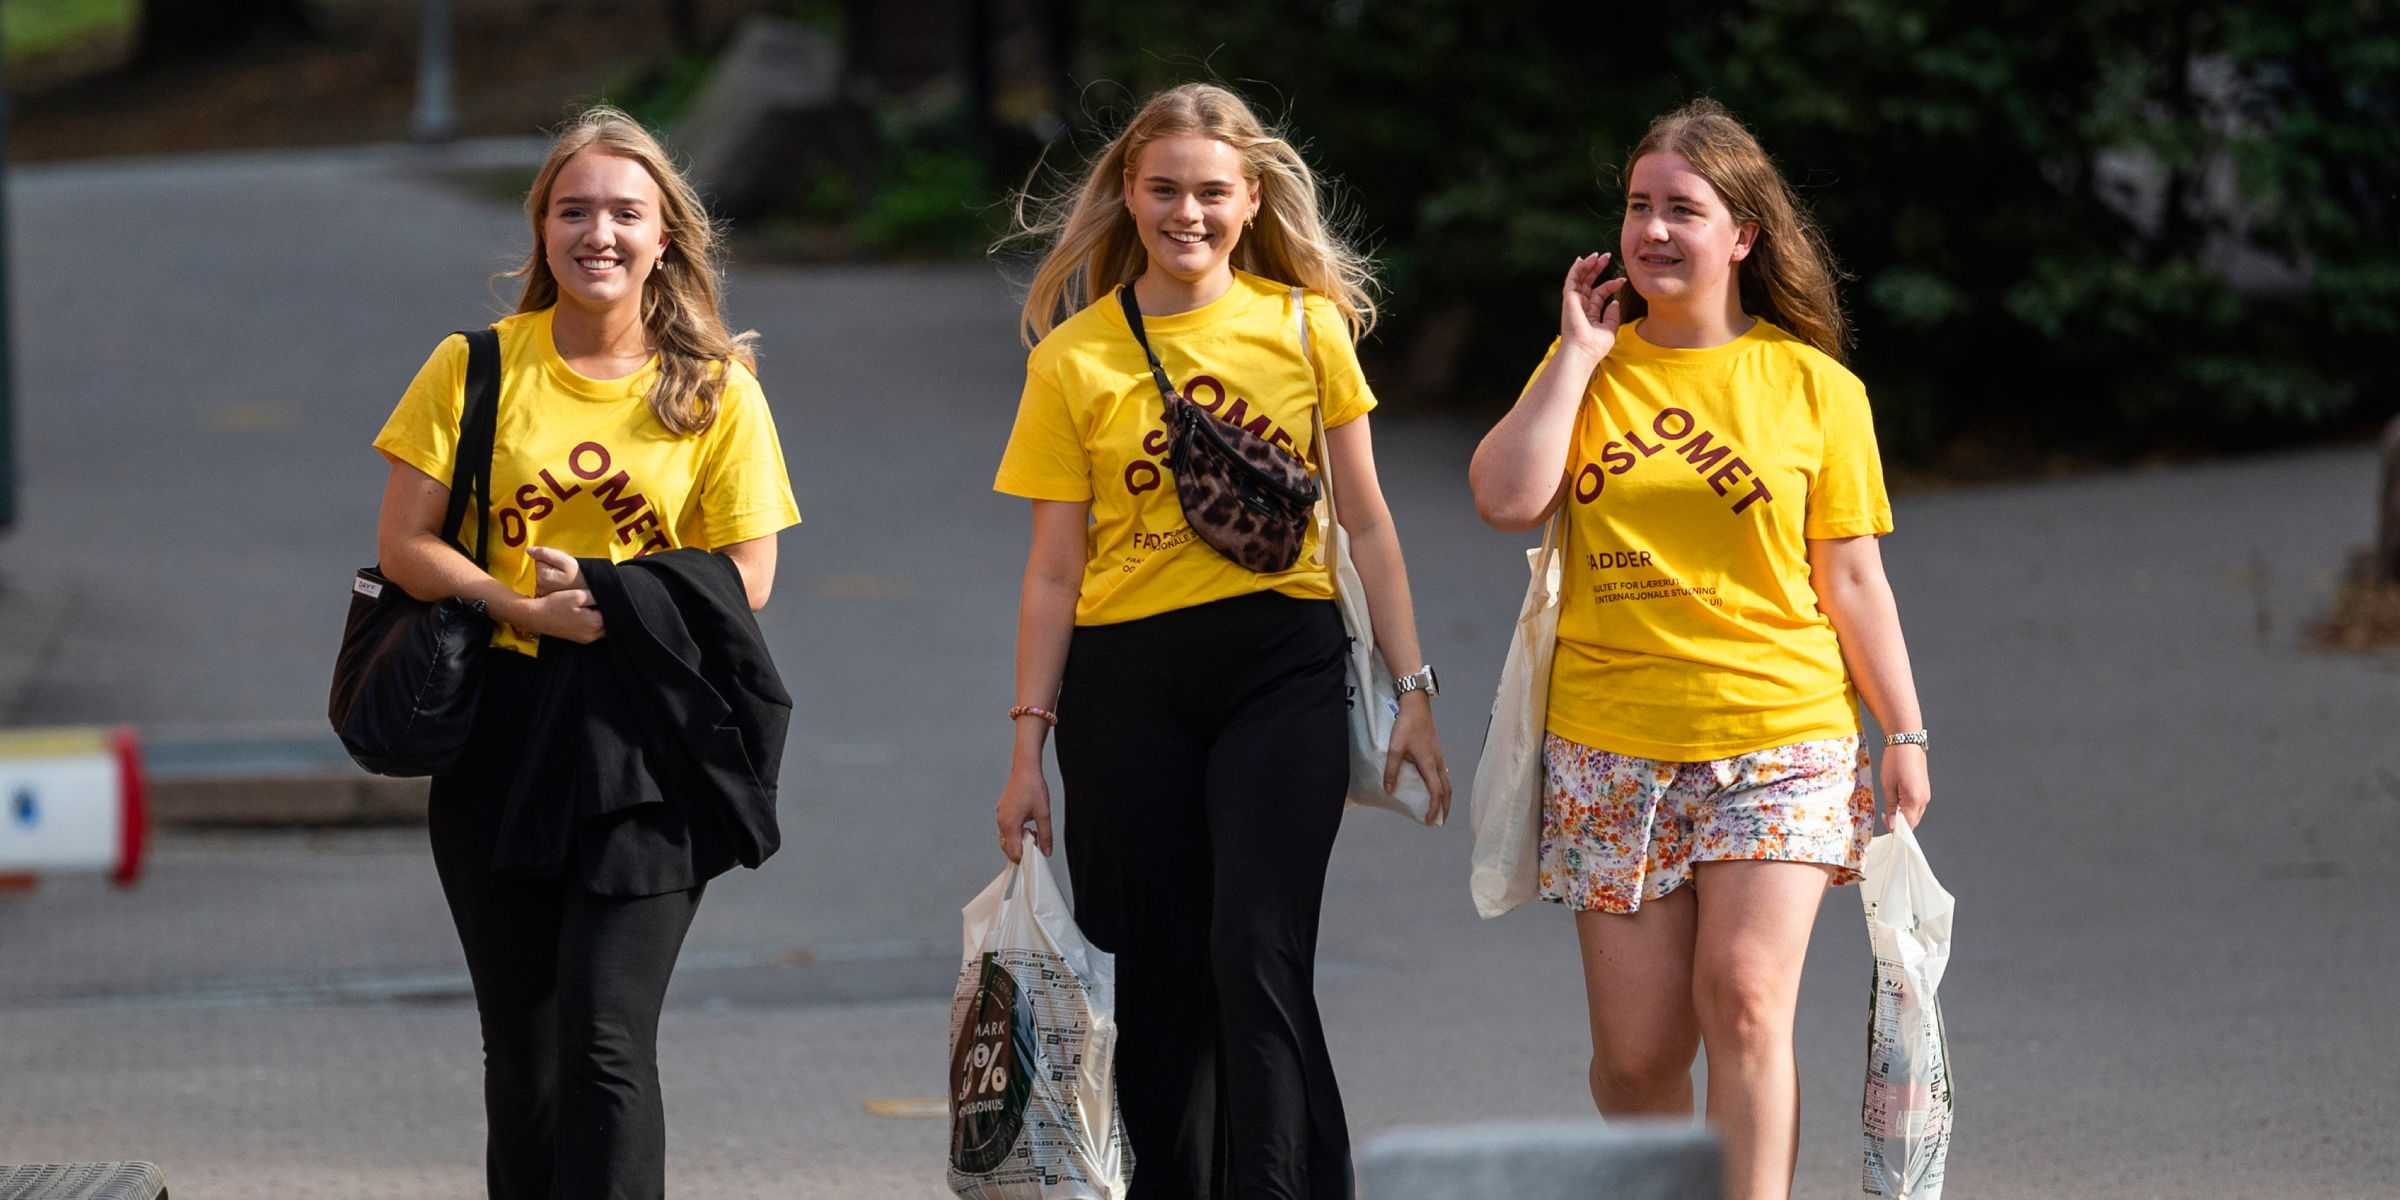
[1055, 591, 1354, 1200]
[430, 652, 705, 1200]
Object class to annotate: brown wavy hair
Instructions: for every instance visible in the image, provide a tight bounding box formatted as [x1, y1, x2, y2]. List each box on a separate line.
[1617, 99, 1850, 362]
[508, 105, 757, 435]
[1001, 82, 1377, 347]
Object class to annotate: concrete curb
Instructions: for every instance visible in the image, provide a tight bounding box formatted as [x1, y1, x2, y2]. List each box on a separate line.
[151, 774, 426, 827]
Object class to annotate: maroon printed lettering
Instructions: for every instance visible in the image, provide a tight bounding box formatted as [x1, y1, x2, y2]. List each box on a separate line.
[1731, 476, 1773, 514]
[1653, 408, 1695, 441]
[568, 442, 612, 480]
[1186, 375, 1226, 414]
[1574, 462, 1605, 503]
[499, 508, 528, 547]
[1624, 426, 1664, 456]
[1602, 442, 1638, 475]
[514, 483, 555, 522]
[590, 470, 649, 527]
[1268, 427, 1297, 454]
[1215, 395, 1275, 440]
[1140, 428, 1172, 458]
[539, 468, 583, 501]
[1676, 430, 1732, 476]
[617, 510, 660, 544]
[635, 533, 671, 556]
[1707, 457, 1753, 496]
[1125, 460, 1163, 496]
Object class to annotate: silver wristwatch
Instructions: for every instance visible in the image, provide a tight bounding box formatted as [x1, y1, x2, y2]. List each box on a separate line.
[1393, 664, 1440, 698]
[1883, 729, 1929, 750]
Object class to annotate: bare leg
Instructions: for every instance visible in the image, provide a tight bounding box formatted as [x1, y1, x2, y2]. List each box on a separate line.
[1690, 860, 1836, 1200]
[1571, 886, 1701, 1115]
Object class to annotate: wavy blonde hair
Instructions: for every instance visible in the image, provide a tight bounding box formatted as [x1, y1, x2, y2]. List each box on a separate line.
[509, 105, 757, 435]
[1617, 99, 1850, 363]
[1003, 83, 1377, 347]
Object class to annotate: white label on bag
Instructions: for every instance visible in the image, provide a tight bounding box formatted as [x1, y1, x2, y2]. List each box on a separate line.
[353, 575, 384, 600]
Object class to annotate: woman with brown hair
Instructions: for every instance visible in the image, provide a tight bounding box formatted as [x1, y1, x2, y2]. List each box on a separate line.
[1470, 99, 1931, 1200]
[992, 82, 1450, 1198]
[371, 106, 799, 1198]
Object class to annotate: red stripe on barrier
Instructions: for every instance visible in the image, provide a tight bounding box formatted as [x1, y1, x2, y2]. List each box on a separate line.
[112, 726, 147, 887]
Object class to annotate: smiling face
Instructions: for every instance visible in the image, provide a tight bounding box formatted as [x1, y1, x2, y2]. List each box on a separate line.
[1122, 134, 1262, 288]
[1620, 152, 1758, 315]
[540, 147, 671, 313]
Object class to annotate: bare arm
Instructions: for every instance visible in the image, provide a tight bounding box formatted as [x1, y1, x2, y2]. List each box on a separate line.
[996, 499, 1088, 861]
[1325, 415, 1452, 823]
[374, 461, 603, 642]
[1467, 252, 1624, 531]
[1808, 534, 1931, 828]
[715, 533, 778, 611]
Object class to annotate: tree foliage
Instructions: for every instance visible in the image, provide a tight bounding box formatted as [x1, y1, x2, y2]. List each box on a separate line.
[1080, 0, 2399, 460]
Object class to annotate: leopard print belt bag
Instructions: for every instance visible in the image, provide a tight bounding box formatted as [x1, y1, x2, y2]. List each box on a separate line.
[1118, 284, 1322, 574]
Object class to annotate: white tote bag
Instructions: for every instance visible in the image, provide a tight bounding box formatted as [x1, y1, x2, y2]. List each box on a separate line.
[1859, 815, 1956, 1200]
[947, 853, 1130, 1200]
[1467, 510, 1566, 918]
[1296, 290, 1432, 823]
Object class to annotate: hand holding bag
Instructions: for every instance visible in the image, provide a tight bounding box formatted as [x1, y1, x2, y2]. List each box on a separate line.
[1119, 284, 1320, 573]
[1292, 291, 1433, 823]
[1467, 509, 1567, 918]
[327, 328, 501, 777]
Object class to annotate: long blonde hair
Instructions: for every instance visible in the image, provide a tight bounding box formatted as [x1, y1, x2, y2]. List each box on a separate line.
[1003, 83, 1377, 347]
[509, 105, 757, 435]
[1617, 99, 1850, 362]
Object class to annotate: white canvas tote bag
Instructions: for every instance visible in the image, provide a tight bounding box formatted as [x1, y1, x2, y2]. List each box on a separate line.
[1468, 509, 1566, 918]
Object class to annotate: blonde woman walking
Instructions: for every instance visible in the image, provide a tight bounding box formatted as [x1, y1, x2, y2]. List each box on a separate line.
[992, 83, 1450, 1199]
[1469, 99, 1931, 1200]
[371, 107, 799, 1199]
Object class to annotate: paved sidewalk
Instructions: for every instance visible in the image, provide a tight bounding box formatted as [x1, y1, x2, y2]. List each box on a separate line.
[2, 143, 2396, 1197]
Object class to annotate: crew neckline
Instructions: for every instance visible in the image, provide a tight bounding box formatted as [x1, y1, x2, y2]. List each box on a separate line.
[532, 306, 658, 401]
[1619, 316, 1773, 363]
[1117, 270, 1271, 335]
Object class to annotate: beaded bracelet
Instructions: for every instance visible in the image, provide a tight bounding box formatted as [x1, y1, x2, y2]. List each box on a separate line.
[1007, 705, 1060, 727]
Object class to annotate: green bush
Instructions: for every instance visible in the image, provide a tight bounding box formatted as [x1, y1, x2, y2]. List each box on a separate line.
[1083, 0, 2400, 462]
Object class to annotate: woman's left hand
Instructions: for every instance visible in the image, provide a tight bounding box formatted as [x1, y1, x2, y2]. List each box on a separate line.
[1385, 694, 1452, 826]
[1881, 744, 1931, 831]
[528, 546, 584, 597]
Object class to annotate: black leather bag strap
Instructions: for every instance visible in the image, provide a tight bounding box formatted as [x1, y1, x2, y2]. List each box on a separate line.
[439, 328, 502, 568]
[1116, 284, 1182, 418]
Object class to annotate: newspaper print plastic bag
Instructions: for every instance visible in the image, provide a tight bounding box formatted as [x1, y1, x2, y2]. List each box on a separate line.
[1467, 512, 1565, 918]
[948, 852, 1130, 1200]
[1860, 815, 1955, 1199]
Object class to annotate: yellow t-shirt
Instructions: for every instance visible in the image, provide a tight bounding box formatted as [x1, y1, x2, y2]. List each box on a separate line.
[993, 271, 1376, 626]
[1537, 317, 1893, 760]
[373, 307, 802, 655]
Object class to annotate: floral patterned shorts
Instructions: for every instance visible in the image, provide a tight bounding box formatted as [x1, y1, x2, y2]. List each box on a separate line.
[1538, 731, 1875, 914]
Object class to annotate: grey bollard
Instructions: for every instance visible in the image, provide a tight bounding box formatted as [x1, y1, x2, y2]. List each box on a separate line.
[0, 1162, 167, 1200]
[1360, 1120, 1721, 1200]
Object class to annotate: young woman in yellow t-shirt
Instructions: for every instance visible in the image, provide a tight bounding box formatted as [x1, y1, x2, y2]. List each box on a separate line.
[371, 108, 799, 1199]
[1469, 100, 1932, 1200]
[992, 82, 1450, 1198]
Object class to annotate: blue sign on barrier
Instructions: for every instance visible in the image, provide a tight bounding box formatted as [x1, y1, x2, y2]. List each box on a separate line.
[13, 786, 37, 828]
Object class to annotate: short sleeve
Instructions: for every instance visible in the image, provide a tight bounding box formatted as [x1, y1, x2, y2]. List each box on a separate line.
[993, 355, 1093, 502]
[1303, 293, 1378, 428]
[373, 334, 468, 482]
[695, 373, 803, 549]
[1805, 371, 1894, 539]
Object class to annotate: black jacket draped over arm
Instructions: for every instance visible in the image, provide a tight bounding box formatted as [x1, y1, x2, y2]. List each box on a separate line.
[490, 549, 791, 897]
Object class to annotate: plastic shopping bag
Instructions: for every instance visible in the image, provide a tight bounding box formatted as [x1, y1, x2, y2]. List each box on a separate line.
[948, 852, 1130, 1200]
[1860, 815, 1955, 1199]
[1467, 511, 1565, 918]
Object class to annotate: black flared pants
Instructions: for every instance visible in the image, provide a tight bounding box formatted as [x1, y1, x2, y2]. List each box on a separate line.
[1055, 591, 1354, 1200]
[429, 652, 704, 1200]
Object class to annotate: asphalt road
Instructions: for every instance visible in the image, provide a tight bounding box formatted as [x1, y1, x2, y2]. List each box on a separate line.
[2, 142, 2394, 1198]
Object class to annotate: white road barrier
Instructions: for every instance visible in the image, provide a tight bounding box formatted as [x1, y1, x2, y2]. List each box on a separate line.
[0, 726, 147, 885]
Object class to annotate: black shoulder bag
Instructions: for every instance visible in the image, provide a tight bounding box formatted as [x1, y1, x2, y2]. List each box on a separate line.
[1119, 284, 1321, 574]
[328, 328, 502, 777]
